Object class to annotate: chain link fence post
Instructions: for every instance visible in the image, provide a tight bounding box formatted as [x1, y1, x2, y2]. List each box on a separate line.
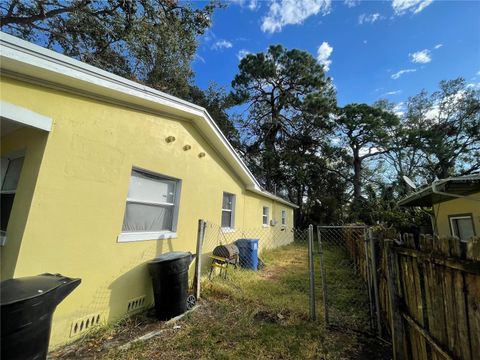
[194, 219, 206, 300]
[308, 224, 316, 321]
[317, 226, 329, 326]
[369, 227, 383, 338]
[364, 227, 375, 331]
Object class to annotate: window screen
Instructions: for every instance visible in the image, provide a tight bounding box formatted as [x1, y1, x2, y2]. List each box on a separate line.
[1, 156, 25, 232]
[451, 216, 475, 242]
[263, 207, 269, 225]
[281, 210, 287, 225]
[122, 169, 179, 233]
[221, 192, 235, 228]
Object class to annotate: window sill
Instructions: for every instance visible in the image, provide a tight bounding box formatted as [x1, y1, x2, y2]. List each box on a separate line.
[0, 234, 6, 246]
[117, 231, 177, 243]
[221, 227, 235, 233]
[262, 224, 269, 228]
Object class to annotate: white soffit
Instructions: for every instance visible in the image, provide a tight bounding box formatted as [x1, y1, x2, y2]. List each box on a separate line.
[1, 100, 52, 132]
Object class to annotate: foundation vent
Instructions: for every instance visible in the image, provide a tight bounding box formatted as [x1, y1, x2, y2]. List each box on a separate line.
[70, 313, 102, 337]
[127, 295, 147, 313]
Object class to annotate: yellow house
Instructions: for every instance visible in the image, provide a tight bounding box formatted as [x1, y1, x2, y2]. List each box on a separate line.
[0, 33, 297, 348]
[398, 175, 480, 241]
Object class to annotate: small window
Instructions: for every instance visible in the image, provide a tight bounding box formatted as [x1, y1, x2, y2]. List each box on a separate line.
[450, 215, 475, 242]
[1, 156, 25, 239]
[262, 207, 269, 226]
[281, 210, 287, 226]
[221, 192, 235, 229]
[119, 169, 181, 242]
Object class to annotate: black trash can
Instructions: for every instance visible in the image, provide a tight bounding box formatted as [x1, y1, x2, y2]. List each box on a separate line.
[1, 273, 81, 360]
[148, 252, 192, 320]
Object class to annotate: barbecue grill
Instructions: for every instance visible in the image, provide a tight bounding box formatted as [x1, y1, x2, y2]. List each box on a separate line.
[209, 243, 240, 279]
[212, 243, 239, 266]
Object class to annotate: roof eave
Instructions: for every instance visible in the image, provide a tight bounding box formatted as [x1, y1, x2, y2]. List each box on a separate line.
[0, 32, 290, 200]
[398, 187, 433, 207]
[246, 185, 299, 208]
[398, 175, 480, 207]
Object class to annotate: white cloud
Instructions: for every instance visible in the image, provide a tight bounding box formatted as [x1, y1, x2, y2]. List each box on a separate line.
[203, 29, 214, 43]
[383, 90, 402, 96]
[359, 147, 380, 157]
[392, 0, 434, 15]
[230, 0, 258, 10]
[434, 43, 443, 49]
[467, 82, 480, 90]
[237, 49, 251, 60]
[344, 0, 360, 7]
[317, 41, 333, 71]
[410, 49, 431, 63]
[423, 91, 466, 121]
[358, 13, 382, 24]
[391, 69, 416, 79]
[261, 0, 331, 33]
[393, 102, 405, 116]
[195, 54, 206, 64]
[212, 40, 233, 50]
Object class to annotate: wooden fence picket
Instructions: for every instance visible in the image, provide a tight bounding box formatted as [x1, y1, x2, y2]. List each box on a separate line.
[350, 231, 480, 360]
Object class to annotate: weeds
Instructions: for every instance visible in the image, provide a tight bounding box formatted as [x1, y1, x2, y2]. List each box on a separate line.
[50, 243, 390, 359]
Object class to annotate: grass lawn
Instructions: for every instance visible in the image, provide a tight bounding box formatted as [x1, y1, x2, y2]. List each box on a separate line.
[50, 243, 391, 359]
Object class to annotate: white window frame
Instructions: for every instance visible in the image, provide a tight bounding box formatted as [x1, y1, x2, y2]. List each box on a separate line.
[221, 192, 236, 232]
[1, 151, 25, 246]
[262, 206, 269, 227]
[118, 168, 181, 243]
[449, 215, 475, 243]
[281, 210, 287, 226]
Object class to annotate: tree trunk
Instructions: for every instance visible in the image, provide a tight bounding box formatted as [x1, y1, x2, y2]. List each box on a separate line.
[296, 184, 304, 227]
[263, 118, 280, 192]
[437, 161, 453, 180]
[353, 150, 362, 201]
[264, 134, 275, 192]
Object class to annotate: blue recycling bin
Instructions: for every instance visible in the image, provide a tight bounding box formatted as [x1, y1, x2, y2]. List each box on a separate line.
[235, 239, 259, 270]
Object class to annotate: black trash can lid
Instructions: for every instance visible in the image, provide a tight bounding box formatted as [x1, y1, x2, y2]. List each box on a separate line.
[149, 251, 192, 264]
[0, 273, 79, 306]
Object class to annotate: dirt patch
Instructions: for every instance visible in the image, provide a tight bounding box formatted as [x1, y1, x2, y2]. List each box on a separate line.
[48, 306, 206, 360]
[259, 265, 289, 281]
[252, 310, 278, 323]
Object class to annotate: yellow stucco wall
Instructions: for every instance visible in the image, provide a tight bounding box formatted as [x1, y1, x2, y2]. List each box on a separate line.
[433, 193, 480, 238]
[0, 76, 295, 348]
[1, 126, 49, 279]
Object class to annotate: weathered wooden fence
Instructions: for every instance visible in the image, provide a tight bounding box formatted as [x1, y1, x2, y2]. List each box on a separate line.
[374, 233, 480, 360]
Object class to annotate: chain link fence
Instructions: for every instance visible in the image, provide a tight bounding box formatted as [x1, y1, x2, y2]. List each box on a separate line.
[195, 221, 378, 334]
[201, 222, 308, 274]
[317, 226, 375, 333]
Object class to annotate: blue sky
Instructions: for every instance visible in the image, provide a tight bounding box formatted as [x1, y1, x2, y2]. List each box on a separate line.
[193, 0, 480, 108]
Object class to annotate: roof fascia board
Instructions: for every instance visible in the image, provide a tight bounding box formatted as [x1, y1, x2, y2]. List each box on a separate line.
[247, 186, 299, 208]
[398, 175, 480, 206]
[398, 187, 433, 206]
[3, 69, 256, 190]
[0, 32, 268, 193]
[0, 32, 202, 114]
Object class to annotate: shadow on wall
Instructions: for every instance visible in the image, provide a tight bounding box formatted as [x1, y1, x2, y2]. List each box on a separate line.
[1, 128, 49, 280]
[107, 237, 174, 322]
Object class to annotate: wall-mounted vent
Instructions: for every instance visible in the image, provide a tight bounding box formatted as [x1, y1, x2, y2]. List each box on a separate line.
[70, 313, 102, 337]
[127, 295, 146, 313]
